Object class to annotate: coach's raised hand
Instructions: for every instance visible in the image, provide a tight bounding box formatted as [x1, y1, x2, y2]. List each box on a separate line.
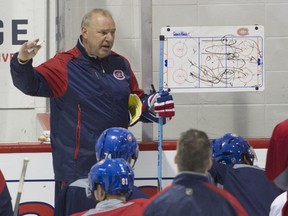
[17, 39, 42, 64]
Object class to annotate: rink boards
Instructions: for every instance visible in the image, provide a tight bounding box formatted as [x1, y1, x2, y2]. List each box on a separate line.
[0, 140, 268, 214]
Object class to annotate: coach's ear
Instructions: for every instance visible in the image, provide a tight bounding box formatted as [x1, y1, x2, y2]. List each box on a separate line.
[206, 157, 212, 171]
[174, 153, 178, 165]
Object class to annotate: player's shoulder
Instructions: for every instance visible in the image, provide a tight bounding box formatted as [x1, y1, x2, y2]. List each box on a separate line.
[203, 182, 238, 201]
[52, 46, 81, 63]
[270, 118, 288, 140]
[131, 198, 150, 206]
[203, 182, 248, 215]
[233, 164, 264, 171]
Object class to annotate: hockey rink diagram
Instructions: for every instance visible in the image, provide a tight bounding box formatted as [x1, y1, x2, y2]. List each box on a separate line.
[161, 26, 264, 92]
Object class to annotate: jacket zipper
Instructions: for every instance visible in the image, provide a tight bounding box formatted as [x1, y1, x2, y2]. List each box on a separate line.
[74, 104, 81, 160]
[94, 61, 105, 79]
[101, 61, 105, 73]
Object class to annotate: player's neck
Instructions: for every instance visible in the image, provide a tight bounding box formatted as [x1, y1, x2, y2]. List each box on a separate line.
[106, 194, 126, 202]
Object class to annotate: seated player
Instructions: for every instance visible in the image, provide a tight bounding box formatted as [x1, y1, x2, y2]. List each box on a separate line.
[0, 169, 13, 216]
[209, 133, 284, 216]
[95, 127, 149, 200]
[71, 158, 148, 216]
[144, 129, 247, 216]
[266, 119, 288, 216]
[59, 127, 149, 216]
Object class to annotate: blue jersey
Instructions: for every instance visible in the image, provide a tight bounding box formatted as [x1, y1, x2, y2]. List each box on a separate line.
[56, 178, 149, 216]
[209, 162, 283, 216]
[144, 172, 247, 216]
[0, 170, 13, 216]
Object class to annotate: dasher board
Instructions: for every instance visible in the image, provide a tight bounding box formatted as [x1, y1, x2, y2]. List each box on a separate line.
[160, 25, 264, 93]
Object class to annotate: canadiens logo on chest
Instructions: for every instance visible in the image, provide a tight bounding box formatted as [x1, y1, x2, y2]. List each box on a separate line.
[113, 70, 125, 80]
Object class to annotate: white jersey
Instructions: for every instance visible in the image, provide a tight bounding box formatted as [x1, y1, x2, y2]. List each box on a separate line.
[269, 192, 287, 216]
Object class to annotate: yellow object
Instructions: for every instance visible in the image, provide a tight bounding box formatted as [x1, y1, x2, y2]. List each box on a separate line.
[128, 94, 142, 126]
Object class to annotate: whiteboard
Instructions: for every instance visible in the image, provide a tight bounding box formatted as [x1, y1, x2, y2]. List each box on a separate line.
[160, 25, 264, 93]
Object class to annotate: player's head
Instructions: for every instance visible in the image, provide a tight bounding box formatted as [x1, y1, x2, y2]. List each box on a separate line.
[95, 127, 139, 167]
[175, 129, 212, 173]
[88, 158, 134, 200]
[212, 133, 256, 166]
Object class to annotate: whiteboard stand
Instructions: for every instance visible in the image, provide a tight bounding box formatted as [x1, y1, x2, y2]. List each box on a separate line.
[157, 35, 165, 191]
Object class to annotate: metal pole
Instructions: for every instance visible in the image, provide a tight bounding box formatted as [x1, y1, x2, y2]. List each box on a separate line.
[157, 35, 165, 190]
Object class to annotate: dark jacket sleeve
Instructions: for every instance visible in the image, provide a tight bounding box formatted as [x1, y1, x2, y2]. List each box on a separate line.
[10, 53, 54, 97]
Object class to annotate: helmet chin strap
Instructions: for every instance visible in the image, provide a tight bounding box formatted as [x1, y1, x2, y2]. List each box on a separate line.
[130, 158, 137, 168]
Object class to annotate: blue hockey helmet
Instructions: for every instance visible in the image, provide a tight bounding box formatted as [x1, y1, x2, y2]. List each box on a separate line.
[212, 133, 256, 166]
[88, 158, 134, 198]
[95, 127, 139, 167]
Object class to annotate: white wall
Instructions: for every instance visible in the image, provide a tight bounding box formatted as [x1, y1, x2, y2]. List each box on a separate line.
[1, 0, 288, 142]
[60, 0, 288, 140]
[0, 0, 56, 142]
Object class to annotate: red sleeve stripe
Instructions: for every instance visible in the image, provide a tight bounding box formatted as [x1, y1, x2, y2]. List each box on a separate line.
[0, 170, 6, 192]
[35, 47, 81, 97]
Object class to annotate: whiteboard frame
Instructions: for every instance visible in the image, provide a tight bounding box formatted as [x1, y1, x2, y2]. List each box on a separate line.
[160, 25, 264, 93]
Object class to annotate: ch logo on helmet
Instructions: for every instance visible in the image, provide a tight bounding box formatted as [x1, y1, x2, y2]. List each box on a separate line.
[113, 70, 125, 80]
[230, 133, 238, 138]
[127, 134, 133, 142]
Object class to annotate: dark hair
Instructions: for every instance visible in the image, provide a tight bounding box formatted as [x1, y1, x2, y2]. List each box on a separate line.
[176, 129, 211, 173]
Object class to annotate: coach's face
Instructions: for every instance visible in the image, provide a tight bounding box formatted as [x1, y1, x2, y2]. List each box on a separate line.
[82, 13, 116, 58]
